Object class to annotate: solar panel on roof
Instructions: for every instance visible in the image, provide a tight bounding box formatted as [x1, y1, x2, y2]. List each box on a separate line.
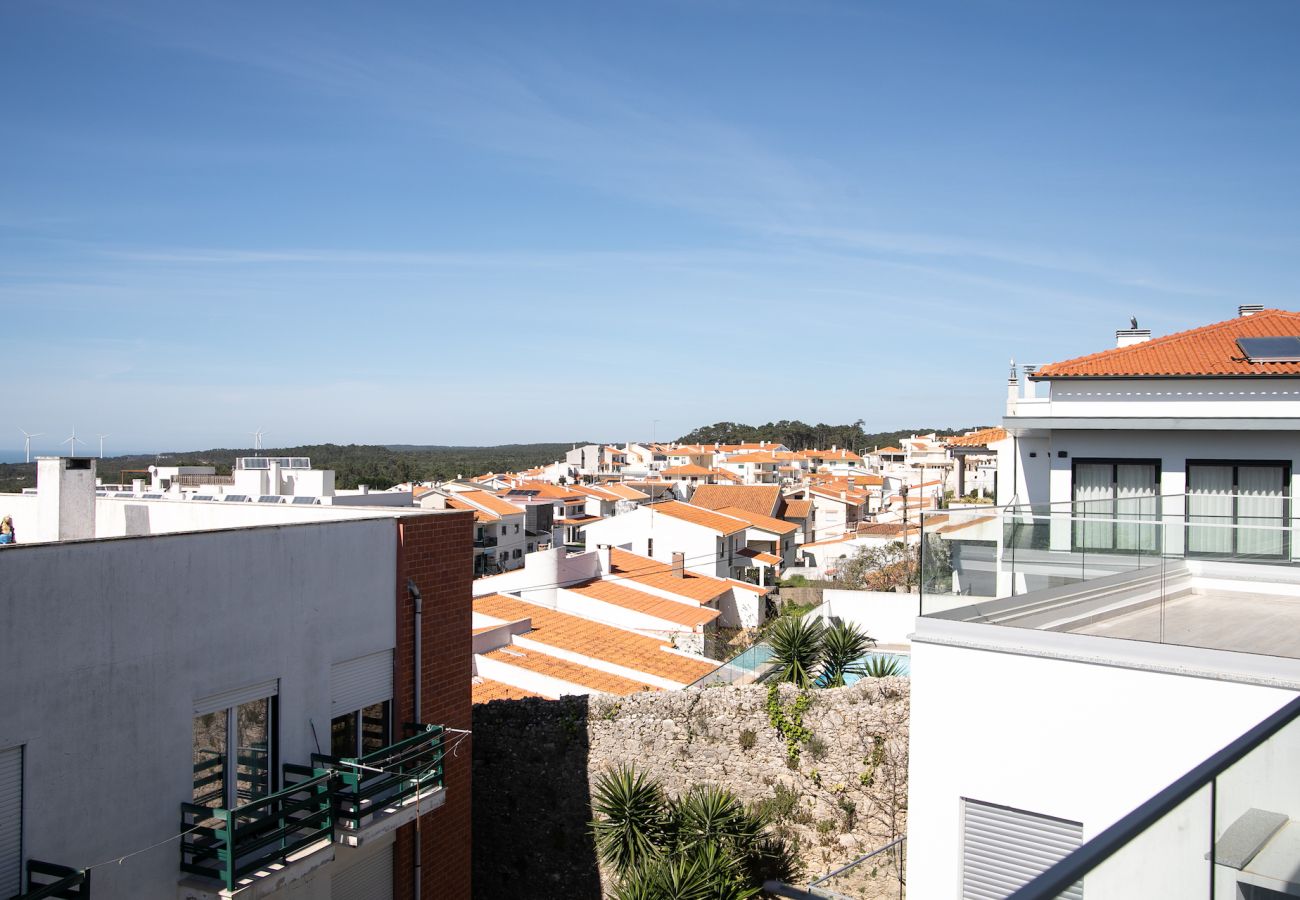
[292, 496, 318, 505]
[224, 494, 249, 502]
[258, 495, 283, 504]
[193, 495, 213, 501]
[1237, 336, 1300, 362]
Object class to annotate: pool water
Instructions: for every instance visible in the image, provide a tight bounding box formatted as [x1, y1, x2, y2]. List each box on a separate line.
[841, 651, 911, 684]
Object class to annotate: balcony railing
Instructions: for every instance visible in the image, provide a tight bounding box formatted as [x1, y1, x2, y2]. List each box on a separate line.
[306, 724, 446, 835]
[176, 474, 234, 486]
[13, 861, 90, 900]
[1008, 694, 1300, 900]
[180, 770, 335, 892]
[918, 496, 1300, 660]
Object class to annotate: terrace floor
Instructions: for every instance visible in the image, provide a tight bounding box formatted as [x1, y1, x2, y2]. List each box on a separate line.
[1066, 590, 1300, 658]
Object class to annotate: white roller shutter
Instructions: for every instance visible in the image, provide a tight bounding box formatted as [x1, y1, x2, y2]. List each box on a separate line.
[0, 746, 22, 899]
[961, 799, 1083, 900]
[194, 678, 280, 716]
[331, 842, 393, 900]
[331, 650, 394, 718]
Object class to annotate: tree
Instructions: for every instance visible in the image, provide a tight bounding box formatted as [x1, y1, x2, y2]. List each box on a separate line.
[591, 768, 800, 900]
[836, 541, 920, 592]
[767, 616, 825, 688]
[819, 622, 873, 687]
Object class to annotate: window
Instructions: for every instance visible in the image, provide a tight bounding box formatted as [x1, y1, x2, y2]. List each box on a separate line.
[332, 701, 391, 760]
[500, 525, 507, 535]
[330, 650, 394, 761]
[648, 538, 654, 557]
[193, 691, 276, 809]
[0, 746, 21, 898]
[1187, 461, 1289, 558]
[512, 549, 522, 559]
[514, 524, 520, 534]
[961, 799, 1082, 899]
[1071, 459, 1160, 553]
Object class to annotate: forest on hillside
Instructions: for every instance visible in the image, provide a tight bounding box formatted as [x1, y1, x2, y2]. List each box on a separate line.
[675, 420, 991, 452]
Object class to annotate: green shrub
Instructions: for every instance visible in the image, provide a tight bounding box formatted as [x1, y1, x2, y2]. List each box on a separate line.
[738, 729, 757, 751]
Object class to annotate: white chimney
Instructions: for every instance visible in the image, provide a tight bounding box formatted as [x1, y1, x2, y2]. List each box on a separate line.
[268, 459, 282, 496]
[1239, 304, 1264, 317]
[671, 551, 686, 578]
[1115, 328, 1152, 348]
[597, 543, 612, 573]
[36, 457, 97, 543]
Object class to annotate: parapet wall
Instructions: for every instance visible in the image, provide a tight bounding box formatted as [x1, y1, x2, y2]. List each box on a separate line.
[472, 679, 909, 900]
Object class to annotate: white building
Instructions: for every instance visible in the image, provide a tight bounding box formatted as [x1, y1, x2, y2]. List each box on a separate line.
[906, 308, 1300, 899]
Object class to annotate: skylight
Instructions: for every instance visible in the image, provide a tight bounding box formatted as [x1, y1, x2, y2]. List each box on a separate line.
[1237, 336, 1300, 362]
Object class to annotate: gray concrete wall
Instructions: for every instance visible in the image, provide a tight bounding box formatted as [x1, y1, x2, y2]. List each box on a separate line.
[0, 518, 398, 900]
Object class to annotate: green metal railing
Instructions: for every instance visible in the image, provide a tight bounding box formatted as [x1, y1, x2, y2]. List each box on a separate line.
[306, 724, 446, 831]
[11, 861, 90, 900]
[180, 770, 335, 891]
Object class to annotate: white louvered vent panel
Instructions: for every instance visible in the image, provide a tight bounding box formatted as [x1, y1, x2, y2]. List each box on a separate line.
[331, 650, 394, 718]
[961, 799, 1083, 900]
[0, 746, 22, 899]
[331, 842, 394, 900]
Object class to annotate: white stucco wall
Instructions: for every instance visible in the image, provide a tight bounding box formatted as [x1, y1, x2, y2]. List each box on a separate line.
[0, 519, 399, 900]
[815, 589, 919, 646]
[906, 638, 1297, 898]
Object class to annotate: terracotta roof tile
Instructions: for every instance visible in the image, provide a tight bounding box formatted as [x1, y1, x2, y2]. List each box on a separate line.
[649, 501, 748, 535]
[563, 577, 722, 627]
[604, 483, 649, 501]
[482, 646, 659, 695]
[472, 679, 545, 703]
[737, 547, 782, 565]
[780, 499, 812, 519]
[456, 490, 527, 517]
[607, 548, 731, 604]
[662, 464, 715, 476]
[945, 427, 1008, 447]
[689, 485, 781, 517]
[713, 505, 799, 535]
[1034, 309, 1300, 378]
[474, 594, 716, 684]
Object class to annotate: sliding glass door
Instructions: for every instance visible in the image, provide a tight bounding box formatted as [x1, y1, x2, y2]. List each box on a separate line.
[1187, 462, 1289, 559]
[1072, 460, 1160, 553]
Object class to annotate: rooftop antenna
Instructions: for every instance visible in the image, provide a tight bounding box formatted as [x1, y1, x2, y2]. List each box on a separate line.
[17, 426, 44, 464]
[96, 433, 110, 459]
[62, 427, 86, 457]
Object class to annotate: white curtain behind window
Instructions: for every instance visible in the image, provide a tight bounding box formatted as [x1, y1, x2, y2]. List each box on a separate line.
[1116, 464, 1159, 553]
[1188, 465, 1234, 555]
[1237, 465, 1285, 558]
[1073, 463, 1113, 550]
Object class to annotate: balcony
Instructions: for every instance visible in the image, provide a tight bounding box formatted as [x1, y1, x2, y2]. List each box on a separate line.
[13, 861, 90, 899]
[918, 498, 1300, 662]
[474, 534, 499, 549]
[305, 723, 446, 847]
[179, 725, 444, 896]
[1007, 695, 1300, 900]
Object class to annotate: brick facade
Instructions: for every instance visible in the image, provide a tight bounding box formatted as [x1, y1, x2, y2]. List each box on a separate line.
[393, 511, 474, 900]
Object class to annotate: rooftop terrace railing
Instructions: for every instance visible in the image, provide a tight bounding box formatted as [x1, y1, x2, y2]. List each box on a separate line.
[304, 724, 446, 833]
[1007, 694, 1300, 900]
[808, 836, 905, 899]
[918, 496, 1300, 659]
[235, 457, 311, 471]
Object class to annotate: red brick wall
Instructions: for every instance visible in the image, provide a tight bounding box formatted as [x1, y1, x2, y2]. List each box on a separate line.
[393, 511, 474, 900]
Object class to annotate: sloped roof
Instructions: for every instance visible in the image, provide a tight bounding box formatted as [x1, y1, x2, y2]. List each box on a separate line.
[473, 678, 545, 703]
[737, 547, 781, 565]
[456, 490, 527, 517]
[649, 501, 749, 535]
[780, 499, 812, 519]
[563, 578, 722, 627]
[662, 464, 714, 476]
[482, 646, 658, 695]
[689, 485, 782, 518]
[946, 427, 1009, 447]
[474, 593, 715, 684]
[714, 506, 799, 535]
[1034, 309, 1300, 378]
[607, 548, 731, 604]
[446, 497, 500, 523]
[604, 482, 650, 501]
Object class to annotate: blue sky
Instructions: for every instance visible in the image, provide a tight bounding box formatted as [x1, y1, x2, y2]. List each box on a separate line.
[5, 1, 1300, 452]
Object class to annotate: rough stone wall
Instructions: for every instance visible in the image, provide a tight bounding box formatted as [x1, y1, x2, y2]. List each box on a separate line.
[473, 679, 909, 900]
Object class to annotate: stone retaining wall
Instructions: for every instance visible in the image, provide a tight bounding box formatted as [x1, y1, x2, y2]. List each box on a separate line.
[472, 679, 909, 899]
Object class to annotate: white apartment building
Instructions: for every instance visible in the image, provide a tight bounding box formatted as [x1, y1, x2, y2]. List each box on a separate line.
[906, 308, 1300, 899]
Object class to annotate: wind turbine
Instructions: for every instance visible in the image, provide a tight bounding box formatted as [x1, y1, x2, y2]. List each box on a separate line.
[16, 427, 44, 464]
[63, 427, 86, 457]
[250, 428, 268, 454]
[97, 433, 110, 459]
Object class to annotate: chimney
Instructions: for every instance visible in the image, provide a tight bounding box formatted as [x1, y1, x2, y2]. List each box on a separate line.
[1239, 304, 1264, 317]
[358, 484, 369, 495]
[597, 543, 612, 573]
[671, 551, 686, 578]
[1115, 328, 1152, 348]
[36, 456, 97, 542]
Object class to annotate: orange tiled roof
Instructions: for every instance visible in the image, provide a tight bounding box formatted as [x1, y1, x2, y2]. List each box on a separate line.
[874, 446, 905, 455]
[563, 577, 722, 627]
[456, 489, 526, 518]
[473, 678, 545, 703]
[559, 515, 602, 526]
[712, 468, 743, 483]
[607, 548, 731, 604]
[604, 483, 649, 501]
[737, 547, 782, 565]
[946, 427, 1009, 447]
[482, 646, 658, 696]
[714, 505, 799, 535]
[447, 497, 500, 523]
[474, 594, 716, 684]
[780, 499, 812, 519]
[722, 452, 783, 464]
[1034, 309, 1300, 378]
[662, 464, 714, 476]
[499, 480, 583, 502]
[650, 502, 749, 535]
[689, 485, 782, 517]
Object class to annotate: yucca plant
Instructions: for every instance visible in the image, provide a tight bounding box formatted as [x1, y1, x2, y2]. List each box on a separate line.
[819, 622, 874, 687]
[674, 785, 760, 851]
[768, 615, 825, 687]
[860, 654, 905, 678]
[591, 766, 670, 876]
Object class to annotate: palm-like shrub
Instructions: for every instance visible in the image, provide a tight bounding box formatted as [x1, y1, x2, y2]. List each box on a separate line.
[819, 622, 874, 687]
[768, 615, 825, 687]
[860, 654, 905, 678]
[592, 766, 669, 876]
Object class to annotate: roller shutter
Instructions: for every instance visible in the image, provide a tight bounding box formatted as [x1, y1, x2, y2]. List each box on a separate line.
[0, 746, 22, 898]
[331, 650, 394, 718]
[961, 799, 1083, 899]
[331, 842, 393, 900]
[194, 678, 279, 716]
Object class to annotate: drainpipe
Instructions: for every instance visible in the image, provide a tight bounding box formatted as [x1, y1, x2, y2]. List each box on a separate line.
[407, 578, 423, 900]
